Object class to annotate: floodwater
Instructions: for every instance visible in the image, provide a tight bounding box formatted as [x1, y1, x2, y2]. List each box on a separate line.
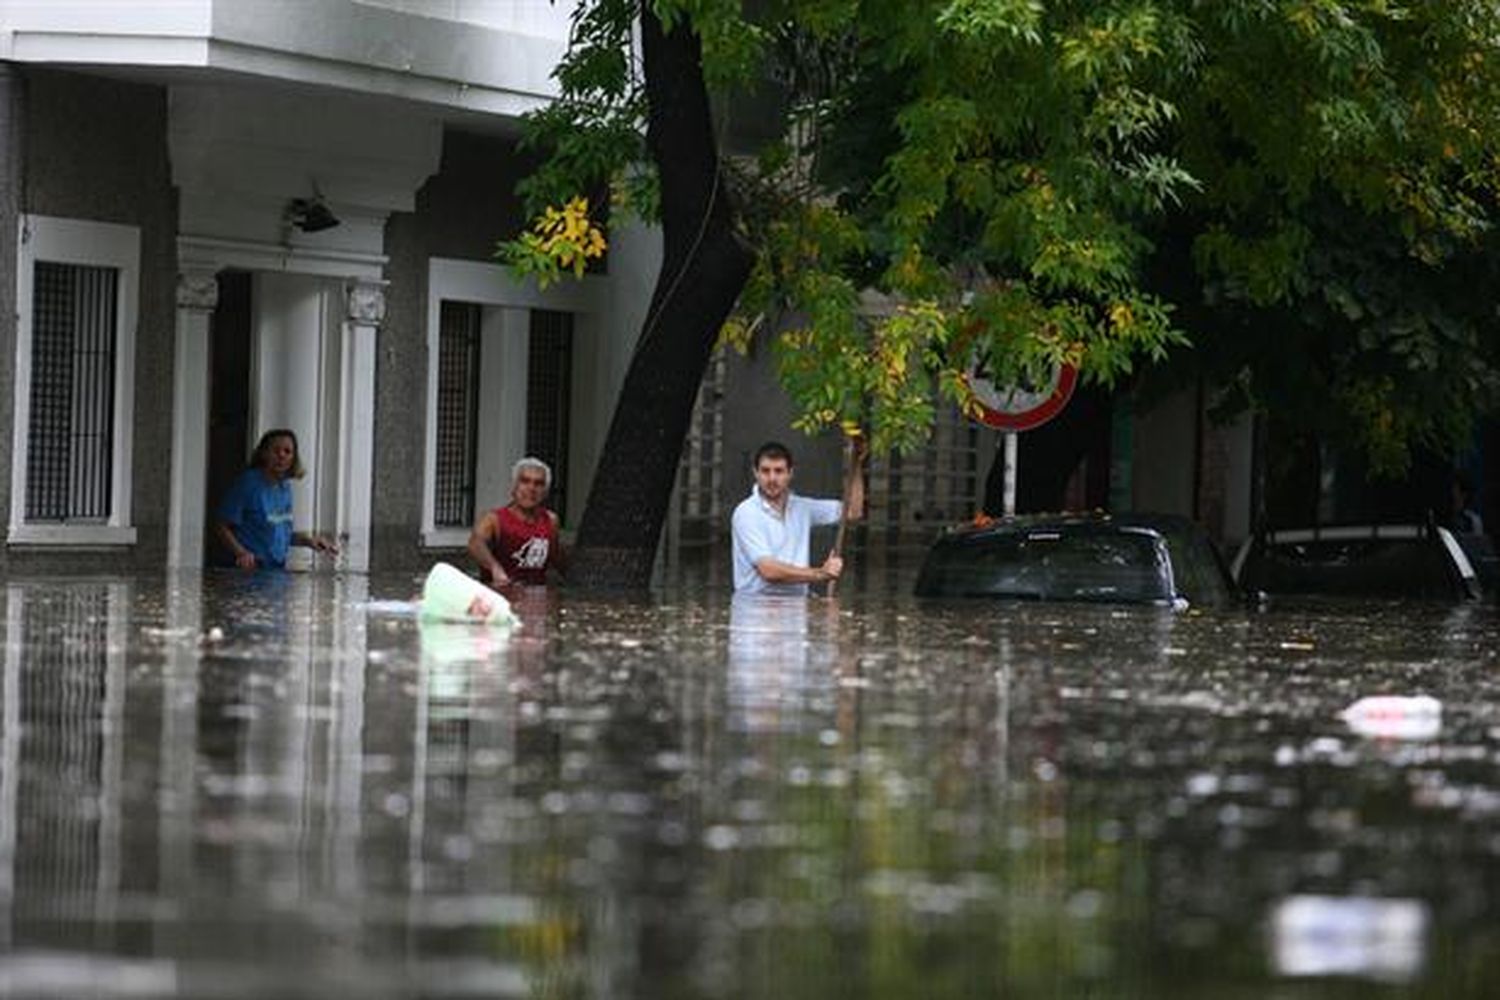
[0, 570, 1498, 999]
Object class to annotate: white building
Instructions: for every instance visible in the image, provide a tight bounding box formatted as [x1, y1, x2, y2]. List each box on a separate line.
[0, 0, 660, 572]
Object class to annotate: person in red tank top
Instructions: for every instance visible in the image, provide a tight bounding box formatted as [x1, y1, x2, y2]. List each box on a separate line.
[466, 457, 565, 585]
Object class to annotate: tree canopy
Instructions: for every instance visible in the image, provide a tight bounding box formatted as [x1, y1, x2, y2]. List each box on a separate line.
[1152, 2, 1500, 473]
[505, 1, 1500, 580]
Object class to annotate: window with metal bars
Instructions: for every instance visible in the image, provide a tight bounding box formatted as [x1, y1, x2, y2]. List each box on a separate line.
[25, 262, 119, 522]
[526, 310, 573, 523]
[433, 301, 482, 528]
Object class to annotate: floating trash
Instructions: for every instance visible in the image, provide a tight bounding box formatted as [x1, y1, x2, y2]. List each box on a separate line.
[419, 563, 516, 626]
[1341, 695, 1441, 741]
[1271, 894, 1428, 981]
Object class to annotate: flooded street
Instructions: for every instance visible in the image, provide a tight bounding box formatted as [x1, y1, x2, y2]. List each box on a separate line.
[1, 571, 1498, 998]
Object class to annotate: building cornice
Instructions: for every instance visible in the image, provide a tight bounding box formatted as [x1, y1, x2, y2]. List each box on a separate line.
[0, 0, 562, 117]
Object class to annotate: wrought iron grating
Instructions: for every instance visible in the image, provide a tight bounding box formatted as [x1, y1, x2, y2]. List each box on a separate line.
[26, 262, 118, 522]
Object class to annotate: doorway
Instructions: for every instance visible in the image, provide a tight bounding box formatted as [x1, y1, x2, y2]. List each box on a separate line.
[203, 271, 252, 565]
[201, 271, 348, 568]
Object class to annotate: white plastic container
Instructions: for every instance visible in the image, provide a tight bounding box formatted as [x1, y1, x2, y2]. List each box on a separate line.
[419, 562, 516, 626]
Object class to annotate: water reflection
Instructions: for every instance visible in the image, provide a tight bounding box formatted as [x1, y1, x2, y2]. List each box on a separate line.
[0, 578, 1496, 996]
[727, 595, 825, 734]
[0, 581, 130, 955]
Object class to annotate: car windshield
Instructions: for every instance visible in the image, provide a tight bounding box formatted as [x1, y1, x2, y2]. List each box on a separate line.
[918, 528, 1172, 603]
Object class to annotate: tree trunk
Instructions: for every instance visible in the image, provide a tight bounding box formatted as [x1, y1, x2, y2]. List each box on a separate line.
[567, 4, 754, 589]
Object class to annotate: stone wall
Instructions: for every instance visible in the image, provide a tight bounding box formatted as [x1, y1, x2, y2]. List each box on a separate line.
[0, 68, 176, 573]
[371, 130, 533, 571]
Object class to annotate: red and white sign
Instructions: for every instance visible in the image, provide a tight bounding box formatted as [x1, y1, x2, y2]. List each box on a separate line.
[964, 361, 1078, 432]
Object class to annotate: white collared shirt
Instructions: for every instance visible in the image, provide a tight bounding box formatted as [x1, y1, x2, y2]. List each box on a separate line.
[731, 487, 843, 595]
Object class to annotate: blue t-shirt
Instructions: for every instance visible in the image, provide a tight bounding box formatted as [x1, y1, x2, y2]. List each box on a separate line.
[217, 468, 294, 568]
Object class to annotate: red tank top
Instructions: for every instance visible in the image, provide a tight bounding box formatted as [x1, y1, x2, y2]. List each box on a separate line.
[486, 506, 558, 585]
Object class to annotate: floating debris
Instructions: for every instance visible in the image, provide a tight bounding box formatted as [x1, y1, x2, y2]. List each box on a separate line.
[419, 563, 516, 626]
[1341, 695, 1442, 741]
[1272, 895, 1428, 982]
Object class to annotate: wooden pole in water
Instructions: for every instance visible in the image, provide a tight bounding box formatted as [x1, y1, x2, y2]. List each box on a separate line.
[828, 436, 863, 598]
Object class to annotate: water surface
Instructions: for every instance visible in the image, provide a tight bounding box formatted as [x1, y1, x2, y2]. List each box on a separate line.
[0, 572, 1496, 998]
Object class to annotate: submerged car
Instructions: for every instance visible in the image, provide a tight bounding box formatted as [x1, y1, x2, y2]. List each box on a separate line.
[913, 512, 1238, 608]
[1230, 524, 1483, 601]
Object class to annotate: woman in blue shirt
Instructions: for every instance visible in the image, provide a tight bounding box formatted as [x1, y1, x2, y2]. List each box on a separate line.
[214, 429, 338, 569]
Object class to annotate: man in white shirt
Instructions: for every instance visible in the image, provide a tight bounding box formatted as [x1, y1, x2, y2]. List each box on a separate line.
[731, 441, 865, 595]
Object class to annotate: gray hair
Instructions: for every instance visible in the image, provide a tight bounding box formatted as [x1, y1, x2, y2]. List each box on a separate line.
[511, 456, 553, 490]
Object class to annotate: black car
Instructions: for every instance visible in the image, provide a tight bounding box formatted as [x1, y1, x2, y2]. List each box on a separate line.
[1230, 524, 1483, 601]
[914, 512, 1239, 608]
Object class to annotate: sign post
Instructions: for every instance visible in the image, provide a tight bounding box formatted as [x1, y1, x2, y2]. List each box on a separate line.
[963, 361, 1080, 516]
[1002, 432, 1018, 516]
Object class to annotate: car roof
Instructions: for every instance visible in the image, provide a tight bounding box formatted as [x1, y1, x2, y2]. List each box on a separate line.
[1230, 521, 1480, 600]
[937, 511, 1204, 543]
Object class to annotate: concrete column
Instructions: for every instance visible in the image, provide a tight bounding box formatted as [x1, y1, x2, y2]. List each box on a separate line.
[167, 269, 219, 568]
[338, 281, 383, 572]
[0, 68, 26, 548]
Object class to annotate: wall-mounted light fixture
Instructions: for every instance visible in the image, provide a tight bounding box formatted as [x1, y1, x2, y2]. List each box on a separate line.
[286, 185, 340, 233]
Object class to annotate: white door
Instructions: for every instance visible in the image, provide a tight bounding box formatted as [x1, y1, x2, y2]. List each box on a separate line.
[250, 273, 344, 569]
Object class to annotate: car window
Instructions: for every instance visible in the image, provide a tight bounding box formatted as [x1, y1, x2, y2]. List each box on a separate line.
[1245, 537, 1459, 599]
[1160, 528, 1234, 606]
[917, 529, 1172, 602]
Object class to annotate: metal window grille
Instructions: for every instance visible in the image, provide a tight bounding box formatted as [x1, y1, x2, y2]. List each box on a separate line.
[434, 301, 482, 528]
[25, 262, 119, 522]
[526, 311, 573, 523]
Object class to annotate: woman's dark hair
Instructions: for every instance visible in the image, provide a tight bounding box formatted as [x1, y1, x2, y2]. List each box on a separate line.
[250, 428, 306, 479]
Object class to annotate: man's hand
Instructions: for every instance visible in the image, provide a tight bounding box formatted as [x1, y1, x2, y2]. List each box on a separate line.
[821, 553, 844, 581]
[235, 549, 257, 571]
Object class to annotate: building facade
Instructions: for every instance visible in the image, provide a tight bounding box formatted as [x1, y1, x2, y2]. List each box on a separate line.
[0, 0, 660, 574]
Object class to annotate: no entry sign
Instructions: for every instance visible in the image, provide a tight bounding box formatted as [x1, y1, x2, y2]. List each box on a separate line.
[964, 361, 1079, 432]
